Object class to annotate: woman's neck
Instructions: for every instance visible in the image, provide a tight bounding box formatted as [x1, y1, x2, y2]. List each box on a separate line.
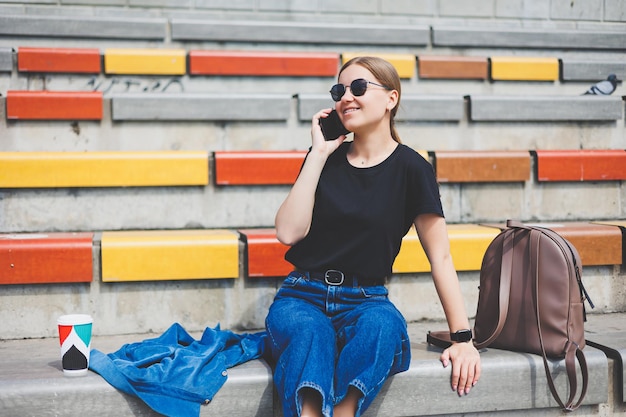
[347, 135, 398, 168]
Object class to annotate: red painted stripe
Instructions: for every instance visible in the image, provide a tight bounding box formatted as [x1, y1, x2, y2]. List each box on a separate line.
[214, 151, 306, 185]
[18, 47, 101, 73]
[190, 51, 339, 77]
[239, 229, 292, 278]
[536, 150, 626, 181]
[0, 233, 94, 285]
[6, 91, 103, 120]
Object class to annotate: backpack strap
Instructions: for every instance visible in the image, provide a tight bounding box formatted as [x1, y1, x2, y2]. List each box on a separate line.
[427, 225, 516, 349]
[530, 228, 589, 411]
[473, 226, 515, 349]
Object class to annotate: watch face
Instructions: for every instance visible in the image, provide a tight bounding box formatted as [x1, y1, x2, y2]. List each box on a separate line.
[452, 329, 472, 342]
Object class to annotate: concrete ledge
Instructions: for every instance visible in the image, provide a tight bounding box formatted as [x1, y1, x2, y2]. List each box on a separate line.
[469, 96, 624, 122]
[111, 93, 292, 121]
[297, 93, 338, 121]
[171, 19, 430, 46]
[0, 47, 13, 72]
[0, 14, 167, 40]
[0, 335, 273, 417]
[432, 27, 626, 50]
[561, 59, 626, 82]
[366, 343, 608, 416]
[297, 94, 465, 122]
[0, 220, 621, 284]
[0, 328, 611, 417]
[587, 332, 626, 402]
[398, 95, 465, 122]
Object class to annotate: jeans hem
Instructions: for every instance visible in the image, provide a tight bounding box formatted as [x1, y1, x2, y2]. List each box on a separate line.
[297, 382, 332, 417]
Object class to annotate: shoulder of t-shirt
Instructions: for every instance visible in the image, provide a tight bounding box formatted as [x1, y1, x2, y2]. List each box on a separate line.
[396, 144, 432, 168]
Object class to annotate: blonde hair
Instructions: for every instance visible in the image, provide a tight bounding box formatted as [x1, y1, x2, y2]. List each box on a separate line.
[338, 56, 402, 143]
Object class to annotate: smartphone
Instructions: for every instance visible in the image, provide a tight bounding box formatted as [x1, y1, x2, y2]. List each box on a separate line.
[319, 110, 350, 141]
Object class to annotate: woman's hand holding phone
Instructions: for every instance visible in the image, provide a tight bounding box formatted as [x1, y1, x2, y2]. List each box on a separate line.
[311, 109, 348, 156]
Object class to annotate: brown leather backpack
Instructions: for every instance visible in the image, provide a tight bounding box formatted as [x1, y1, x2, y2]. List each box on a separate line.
[428, 220, 594, 411]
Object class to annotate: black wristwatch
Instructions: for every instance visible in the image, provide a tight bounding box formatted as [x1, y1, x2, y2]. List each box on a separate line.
[450, 329, 473, 343]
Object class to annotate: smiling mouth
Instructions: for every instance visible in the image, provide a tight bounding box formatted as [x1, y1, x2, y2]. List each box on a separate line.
[343, 108, 359, 114]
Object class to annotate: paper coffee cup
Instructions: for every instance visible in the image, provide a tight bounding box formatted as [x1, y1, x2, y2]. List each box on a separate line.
[57, 314, 93, 376]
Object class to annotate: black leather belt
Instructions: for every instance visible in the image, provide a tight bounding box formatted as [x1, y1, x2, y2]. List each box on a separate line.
[301, 270, 385, 287]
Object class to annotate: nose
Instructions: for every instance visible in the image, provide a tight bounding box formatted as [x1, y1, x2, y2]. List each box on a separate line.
[340, 86, 355, 101]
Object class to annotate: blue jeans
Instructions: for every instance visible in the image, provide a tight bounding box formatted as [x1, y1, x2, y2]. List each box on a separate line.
[265, 271, 411, 417]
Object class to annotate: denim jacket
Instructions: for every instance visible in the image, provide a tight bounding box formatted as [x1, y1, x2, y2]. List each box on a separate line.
[90, 323, 268, 417]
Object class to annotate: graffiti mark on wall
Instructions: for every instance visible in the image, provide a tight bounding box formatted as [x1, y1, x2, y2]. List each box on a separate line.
[86, 77, 185, 94]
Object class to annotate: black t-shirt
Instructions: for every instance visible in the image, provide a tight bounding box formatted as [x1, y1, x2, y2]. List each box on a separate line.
[285, 142, 444, 280]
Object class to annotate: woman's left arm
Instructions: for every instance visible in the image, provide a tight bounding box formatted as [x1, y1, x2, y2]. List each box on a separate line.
[414, 213, 481, 396]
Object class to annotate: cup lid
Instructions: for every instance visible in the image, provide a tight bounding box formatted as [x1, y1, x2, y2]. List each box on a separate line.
[57, 314, 93, 326]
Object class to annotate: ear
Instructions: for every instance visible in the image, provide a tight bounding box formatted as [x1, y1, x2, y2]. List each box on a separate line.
[386, 89, 399, 111]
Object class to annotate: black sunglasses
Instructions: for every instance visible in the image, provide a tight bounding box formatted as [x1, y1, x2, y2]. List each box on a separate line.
[329, 78, 391, 102]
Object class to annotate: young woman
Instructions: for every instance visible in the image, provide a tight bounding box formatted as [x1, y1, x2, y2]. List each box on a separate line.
[265, 56, 481, 417]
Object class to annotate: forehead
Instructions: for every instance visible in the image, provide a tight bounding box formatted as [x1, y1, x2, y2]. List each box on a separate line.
[338, 64, 375, 84]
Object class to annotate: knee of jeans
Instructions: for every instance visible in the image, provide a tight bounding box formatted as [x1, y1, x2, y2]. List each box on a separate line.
[267, 314, 335, 352]
[360, 307, 406, 336]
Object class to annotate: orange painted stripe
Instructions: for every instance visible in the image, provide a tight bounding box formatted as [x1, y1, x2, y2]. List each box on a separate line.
[6, 91, 103, 120]
[214, 151, 306, 185]
[189, 51, 340, 77]
[434, 151, 531, 182]
[18, 47, 101, 73]
[0, 232, 93, 285]
[536, 150, 626, 181]
[418, 55, 488, 79]
[481, 222, 622, 266]
[594, 220, 626, 267]
[239, 228, 292, 278]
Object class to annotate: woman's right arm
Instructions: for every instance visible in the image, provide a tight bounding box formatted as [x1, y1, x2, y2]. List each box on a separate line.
[275, 109, 346, 246]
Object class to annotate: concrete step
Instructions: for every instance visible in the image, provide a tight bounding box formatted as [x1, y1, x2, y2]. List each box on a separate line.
[1, 313, 624, 417]
[1, 262, 624, 340]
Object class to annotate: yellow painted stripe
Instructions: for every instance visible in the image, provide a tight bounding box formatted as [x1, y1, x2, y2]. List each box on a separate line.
[101, 229, 239, 282]
[593, 220, 626, 228]
[393, 226, 430, 273]
[490, 56, 559, 81]
[341, 53, 416, 79]
[0, 151, 209, 188]
[447, 224, 501, 271]
[393, 224, 501, 273]
[104, 48, 187, 75]
[416, 150, 430, 162]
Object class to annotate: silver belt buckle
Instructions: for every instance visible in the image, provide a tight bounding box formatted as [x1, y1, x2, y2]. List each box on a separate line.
[324, 269, 344, 286]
